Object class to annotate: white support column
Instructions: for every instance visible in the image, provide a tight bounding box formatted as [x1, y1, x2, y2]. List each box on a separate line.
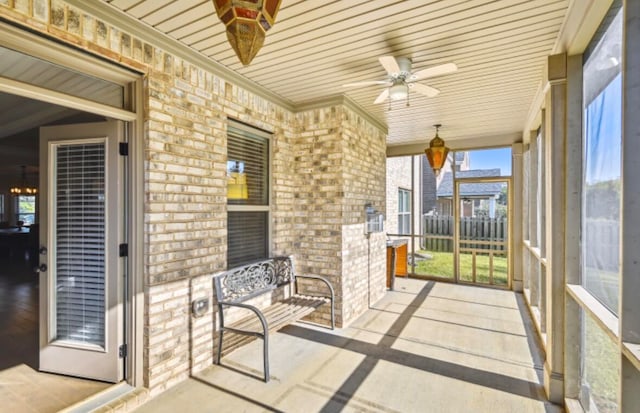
[621, 1, 640, 411]
[512, 143, 523, 292]
[544, 52, 567, 404]
[528, 130, 539, 304]
[564, 53, 583, 401]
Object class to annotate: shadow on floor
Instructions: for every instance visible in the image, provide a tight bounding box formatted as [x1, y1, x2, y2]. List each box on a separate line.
[280, 281, 548, 410]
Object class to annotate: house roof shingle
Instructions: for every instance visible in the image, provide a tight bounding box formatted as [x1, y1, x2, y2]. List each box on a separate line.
[437, 169, 503, 198]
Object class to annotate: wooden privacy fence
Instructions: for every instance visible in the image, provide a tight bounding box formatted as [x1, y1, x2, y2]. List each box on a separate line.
[584, 218, 619, 272]
[422, 215, 508, 252]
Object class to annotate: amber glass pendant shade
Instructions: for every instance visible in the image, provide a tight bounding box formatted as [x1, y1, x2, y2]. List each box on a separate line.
[425, 125, 450, 177]
[213, 0, 282, 65]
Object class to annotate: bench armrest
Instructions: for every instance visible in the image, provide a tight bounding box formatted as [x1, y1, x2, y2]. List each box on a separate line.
[295, 274, 335, 329]
[218, 301, 269, 335]
[295, 274, 334, 298]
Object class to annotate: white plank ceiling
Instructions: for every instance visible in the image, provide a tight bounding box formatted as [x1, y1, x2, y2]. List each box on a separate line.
[104, 0, 569, 148]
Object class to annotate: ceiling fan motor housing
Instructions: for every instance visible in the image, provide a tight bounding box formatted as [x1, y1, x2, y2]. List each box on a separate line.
[394, 57, 412, 78]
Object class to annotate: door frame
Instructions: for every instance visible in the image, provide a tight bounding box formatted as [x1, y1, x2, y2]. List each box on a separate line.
[453, 176, 512, 288]
[0, 22, 145, 386]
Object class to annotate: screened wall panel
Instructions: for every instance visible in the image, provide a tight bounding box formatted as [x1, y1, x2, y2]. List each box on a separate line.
[54, 142, 106, 347]
[581, 0, 622, 317]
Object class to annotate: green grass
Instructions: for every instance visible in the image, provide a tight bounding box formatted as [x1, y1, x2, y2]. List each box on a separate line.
[413, 250, 508, 285]
[583, 313, 619, 412]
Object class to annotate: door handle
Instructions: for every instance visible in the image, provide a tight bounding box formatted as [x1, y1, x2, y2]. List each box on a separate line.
[39, 246, 47, 255]
[36, 263, 47, 273]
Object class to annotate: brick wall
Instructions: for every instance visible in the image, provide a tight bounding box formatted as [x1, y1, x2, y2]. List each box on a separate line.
[340, 108, 387, 322]
[294, 106, 387, 326]
[0, 0, 387, 396]
[293, 106, 345, 323]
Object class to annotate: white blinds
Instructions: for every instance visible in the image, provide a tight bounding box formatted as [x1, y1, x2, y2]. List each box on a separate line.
[228, 211, 268, 268]
[227, 122, 270, 268]
[227, 128, 269, 206]
[54, 142, 106, 347]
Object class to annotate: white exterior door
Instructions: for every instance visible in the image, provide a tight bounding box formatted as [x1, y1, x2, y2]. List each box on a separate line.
[39, 120, 125, 382]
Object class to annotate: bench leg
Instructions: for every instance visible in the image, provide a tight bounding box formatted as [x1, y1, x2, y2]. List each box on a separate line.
[217, 305, 224, 365]
[263, 331, 269, 382]
[216, 329, 224, 365]
[330, 299, 335, 330]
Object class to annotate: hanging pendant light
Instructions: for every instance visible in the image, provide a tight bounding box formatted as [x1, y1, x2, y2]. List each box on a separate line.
[227, 160, 248, 200]
[213, 0, 282, 66]
[425, 124, 450, 177]
[10, 165, 37, 196]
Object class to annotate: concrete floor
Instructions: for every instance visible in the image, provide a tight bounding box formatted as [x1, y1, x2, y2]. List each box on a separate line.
[134, 278, 563, 413]
[0, 253, 111, 412]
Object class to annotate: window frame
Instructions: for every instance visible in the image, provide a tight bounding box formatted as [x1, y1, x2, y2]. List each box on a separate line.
[15, 194, 36, 226]
[397, 188, 411, 235]
[226, 119, 272, 268]
[574, 4, 623, 412]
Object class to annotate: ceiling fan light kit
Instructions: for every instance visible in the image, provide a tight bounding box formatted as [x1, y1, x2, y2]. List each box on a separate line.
[389, 83, 408, 101]
[343, 56, 457, 105]
[213, 0, 282, 65]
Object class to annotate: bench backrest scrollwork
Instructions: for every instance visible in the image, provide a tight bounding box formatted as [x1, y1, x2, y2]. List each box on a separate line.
[213, 256, 295, 303]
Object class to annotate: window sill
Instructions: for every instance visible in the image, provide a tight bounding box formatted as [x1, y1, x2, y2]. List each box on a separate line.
[523, 288, 547, 346]
[623, 342, 640, 371]
[566, 284, 619, 341]
[565, 398, 585, 413]
[523, 240, 546, 264]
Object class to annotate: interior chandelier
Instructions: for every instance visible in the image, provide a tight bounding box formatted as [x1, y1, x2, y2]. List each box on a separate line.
[213, 0, 282, 65]
[424, 124, 450, 177]
[10, 165, 37, 196]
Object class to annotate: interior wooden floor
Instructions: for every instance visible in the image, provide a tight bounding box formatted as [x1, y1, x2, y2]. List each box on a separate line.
[0, 251, 110, 412]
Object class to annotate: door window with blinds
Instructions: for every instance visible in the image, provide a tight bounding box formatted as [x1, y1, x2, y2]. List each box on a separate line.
[53, 142, 106, 347]
[227, 121, 271, 268]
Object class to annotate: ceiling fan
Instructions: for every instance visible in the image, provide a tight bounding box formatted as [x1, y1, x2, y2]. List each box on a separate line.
[343, 56, 457, 105]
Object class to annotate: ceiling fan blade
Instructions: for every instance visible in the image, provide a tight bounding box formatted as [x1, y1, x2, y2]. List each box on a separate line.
[411, 63, 458, 81]
[342, 80, 392, 88]
[379, 56, 401, 76]
[374, 88, 390, 104]
[412, 83, 440, 98]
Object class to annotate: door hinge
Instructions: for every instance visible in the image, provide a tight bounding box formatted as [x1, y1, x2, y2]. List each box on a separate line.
[119, 243, 128, 257]
[119, 142, 129, 156]
[119, 344, 127, 359]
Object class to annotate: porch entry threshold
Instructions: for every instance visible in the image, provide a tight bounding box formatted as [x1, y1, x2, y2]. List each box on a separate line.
[60, 382, 148, 413]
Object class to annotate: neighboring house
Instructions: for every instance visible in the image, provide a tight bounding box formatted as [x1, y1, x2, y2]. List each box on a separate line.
[420, 151, 469, 217]
[436, 169, 503, 217]
[387, 152, 459, 236]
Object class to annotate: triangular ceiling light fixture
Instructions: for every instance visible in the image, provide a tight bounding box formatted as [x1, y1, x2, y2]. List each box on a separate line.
[213, 0, 282, 66]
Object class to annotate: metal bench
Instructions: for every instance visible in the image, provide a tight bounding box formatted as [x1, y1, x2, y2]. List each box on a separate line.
[213, 256, 335, 382]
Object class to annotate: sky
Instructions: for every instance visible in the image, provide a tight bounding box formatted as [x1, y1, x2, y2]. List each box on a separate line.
[467, 147, 512, 176]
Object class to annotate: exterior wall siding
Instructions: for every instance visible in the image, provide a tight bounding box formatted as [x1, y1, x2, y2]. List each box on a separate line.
[0, 0, 387, 396]
[386, 156, 412, 234]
